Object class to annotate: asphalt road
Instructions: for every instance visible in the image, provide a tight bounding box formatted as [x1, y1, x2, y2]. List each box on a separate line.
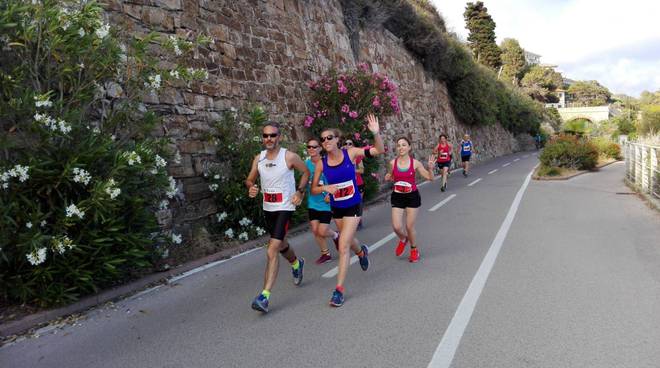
[2, 153, 659, 368]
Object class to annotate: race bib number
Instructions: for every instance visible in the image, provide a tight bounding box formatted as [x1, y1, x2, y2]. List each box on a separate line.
[263, 188, 283, 203]
[440, 152, 449, 159]
[333, 180, 355, 201]
[394, 181, 413, 193]
[463, 145, 471, 152]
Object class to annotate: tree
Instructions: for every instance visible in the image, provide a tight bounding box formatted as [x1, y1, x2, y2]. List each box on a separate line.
[520, 65, 563, 102]
[639, 105, 660, 135]
[567, 80, 611, 107]
[464, 1, 501, 70]
[639, 90, 660, 105]
[499, 38, 526, 85]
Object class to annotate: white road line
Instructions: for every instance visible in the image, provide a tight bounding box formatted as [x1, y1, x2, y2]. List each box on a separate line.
[168, 246, 263, 284]
[427, 169, 534, 368]
[428, 193, 457, 212]
[502, 162, 511, 167]
[467, 178, 482, 187]
[513, 158, 520, 162]
[322, 232, 397, 278]
[488, 169, 498, 175]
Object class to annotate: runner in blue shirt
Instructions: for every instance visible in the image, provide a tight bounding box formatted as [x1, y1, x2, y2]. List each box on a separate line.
[459, 134, 475, 177]
[305, 138, 339, 264]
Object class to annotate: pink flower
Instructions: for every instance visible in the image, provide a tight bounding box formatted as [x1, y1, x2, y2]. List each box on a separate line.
[312, 101, 319, 108]
[316, 110, 323, 118]
[358, 62, 370, 72]
[337, 80, 348, 94]
[322, 110, 328, 117]
[304, 116, 314, 127]
[306, 80, 317, 90]
[349, 111, 358, 119]
[372, 96, 381, 108]
[341, 104, 350, 113]
[341, 117, 346, 124]
[324, 84, 331, 91]
[354, 132, 361, 140]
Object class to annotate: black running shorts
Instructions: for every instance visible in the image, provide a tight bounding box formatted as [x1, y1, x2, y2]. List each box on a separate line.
[331, 203, 363, 219]
[308, 208, 332, 224]
[461, 155, 471, 162]
[264, 210, 293, 240]
[436, 161, 451, 169]
[391, 190, 422, 209]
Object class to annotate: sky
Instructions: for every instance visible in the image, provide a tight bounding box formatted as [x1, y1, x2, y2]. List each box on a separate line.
[430, 0, 660, 97]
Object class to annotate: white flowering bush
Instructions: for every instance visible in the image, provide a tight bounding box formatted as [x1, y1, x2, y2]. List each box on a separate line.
[0, 0, 209, 306]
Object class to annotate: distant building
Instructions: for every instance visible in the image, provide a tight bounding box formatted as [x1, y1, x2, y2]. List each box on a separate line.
[524, 50, 541, 65]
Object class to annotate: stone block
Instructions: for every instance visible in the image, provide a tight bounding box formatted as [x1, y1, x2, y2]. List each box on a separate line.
[155, 0, 182, 10]
[179, 140, 205, 154]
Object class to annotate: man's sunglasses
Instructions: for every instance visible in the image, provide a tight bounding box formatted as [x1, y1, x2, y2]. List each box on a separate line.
[306, 145, 319, 149]
[262, 133, 279, 138]
[345, 142, 353, 146]
[320, 135, 335, 142]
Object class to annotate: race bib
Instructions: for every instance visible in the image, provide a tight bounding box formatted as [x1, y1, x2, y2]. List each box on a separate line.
[463, 145, 471, 152]
[394, 181, 413, 193]
[333, 180, 355, 201]
[440, 152, 449, 159]
[263, 188, 283, 203]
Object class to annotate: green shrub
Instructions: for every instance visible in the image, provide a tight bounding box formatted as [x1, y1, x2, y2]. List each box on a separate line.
[591, 137, 621, 160]
[0, 0, 208, 306]
[539, 135, 598, 170]
[537, 165, 561, 177]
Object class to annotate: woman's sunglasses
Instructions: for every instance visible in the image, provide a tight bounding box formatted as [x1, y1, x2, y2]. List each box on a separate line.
[262, 133, 278, 138]
[345, 142, 353, 146]
[306, 145, 319, 149]
[320, 135, 335, 142]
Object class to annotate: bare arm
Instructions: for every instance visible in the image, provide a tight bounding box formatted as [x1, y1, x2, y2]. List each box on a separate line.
[245, 155, 260, 197]
[355, 160, 365, 174]
[349, 113, 384, 161]
[286, 151, 310, 205]
[311, 160, 337, 196]
[414, 159, 434, 181]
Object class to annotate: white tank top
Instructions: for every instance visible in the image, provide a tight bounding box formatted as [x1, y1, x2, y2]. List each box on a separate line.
[258, 148, 296, 211]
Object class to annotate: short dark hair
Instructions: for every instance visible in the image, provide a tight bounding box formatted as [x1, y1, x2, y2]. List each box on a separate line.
[396, 136, 411, 145]
[262, 121, 281, 134]
[439, 134, 447, 140]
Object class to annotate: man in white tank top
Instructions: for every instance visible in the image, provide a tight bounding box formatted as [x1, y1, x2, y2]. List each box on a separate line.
[245, 122, 310, 313]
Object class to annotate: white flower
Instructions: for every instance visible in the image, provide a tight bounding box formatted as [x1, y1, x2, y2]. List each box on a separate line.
[72, 167, 92, 185]
[239, 217, 252, 227]
[40, 220, 47, 227]
[213, 174, 220, 180]
[78, 63, 85, 69]
[104, 178, 121, 199]
[154, 155, 167, 169]
[170, 70, 180, 79]
[224, 228, 234, 238]
[52, 235, 75, 255]
[57, 119, 71, 134]
[95, 23, 110, 39]
[216, 212, 228, 222]
[166, 176, 178, 198]
[159, 200, 169, 210]
[173, 151, 182, 164]
[78, 28, 85, 37]
[34, 113, 71, 134]
[26, 247, 47, 266]
[238, 232, 248, 241]
[65, 203, 85, 219]
[171, 233, 182, 244]
[255, 227, 266, 236]
[125, 151, 142, 166]
[34, 95, 53, 108]
[92, 127, 101, 134]
[26, 222, 33, 229]
[111, 134, 117, 141]
[170, 35, 182, 56]
[145, 74, 161, 90]
[209, 183, 219, 191]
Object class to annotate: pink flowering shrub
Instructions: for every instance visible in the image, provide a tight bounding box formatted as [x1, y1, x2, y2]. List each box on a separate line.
[303, 64, 400, 138]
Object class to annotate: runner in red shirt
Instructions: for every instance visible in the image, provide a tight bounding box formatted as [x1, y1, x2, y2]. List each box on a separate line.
[385, 137, 435, 262]
[432, 134, 453, 192]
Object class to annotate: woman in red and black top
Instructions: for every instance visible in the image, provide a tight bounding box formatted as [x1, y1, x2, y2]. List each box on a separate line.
[432, 134, 453, 192]
[385, 137, 435, 262]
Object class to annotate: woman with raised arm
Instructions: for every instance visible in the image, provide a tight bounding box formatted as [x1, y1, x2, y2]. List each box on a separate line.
[311, 113, 384, 307]
[385, 137, 435, 262]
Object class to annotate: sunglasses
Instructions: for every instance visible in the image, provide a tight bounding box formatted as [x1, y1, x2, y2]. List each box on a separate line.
[320, 135, 335, 142]
[345, 142, 353, 146]
[306, 145, 319, 149]
[262, 133, 278, 138]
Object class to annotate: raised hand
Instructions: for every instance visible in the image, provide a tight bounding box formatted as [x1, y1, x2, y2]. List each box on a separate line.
[366, 113, 380, 134]
[384, 172, 392, 182]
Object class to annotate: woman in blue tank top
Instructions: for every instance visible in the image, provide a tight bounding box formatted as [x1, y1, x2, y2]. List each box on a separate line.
[311, 113, 385, 307]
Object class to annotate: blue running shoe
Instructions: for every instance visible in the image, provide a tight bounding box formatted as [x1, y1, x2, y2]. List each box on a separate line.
[292, 258, 304, 286]
[358, 245, 369, 271]
[329, 289, 344, 307]
[251, 294, 269, 313]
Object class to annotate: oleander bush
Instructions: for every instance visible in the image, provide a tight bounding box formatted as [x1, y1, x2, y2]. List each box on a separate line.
[539, 135, 598, 170]
[0, 0, 208, 306]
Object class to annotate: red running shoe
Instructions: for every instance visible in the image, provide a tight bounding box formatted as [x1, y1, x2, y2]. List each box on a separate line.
[395, 238, 407, 256]
[409, 248, 419, 263]
[315, 253, 332, 264]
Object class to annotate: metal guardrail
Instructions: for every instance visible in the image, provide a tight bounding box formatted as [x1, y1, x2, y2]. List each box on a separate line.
[624, 142, 660, 200]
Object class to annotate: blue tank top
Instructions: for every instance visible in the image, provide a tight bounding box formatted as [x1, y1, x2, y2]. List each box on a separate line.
[460, 140, 472, 156]
[322, 149, 362, 208]
[305, 159, 331, 212]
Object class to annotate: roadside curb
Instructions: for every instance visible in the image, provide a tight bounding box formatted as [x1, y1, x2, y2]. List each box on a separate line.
[533, 159, 621, 181]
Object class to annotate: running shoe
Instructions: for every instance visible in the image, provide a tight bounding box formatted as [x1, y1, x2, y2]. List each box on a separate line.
[358, 245, 369, 271]
[292, 258, 305, 285]
[463, 170, 468, 177]
[251, 294, 269, 313]
[395, 238, 408, 257]
[441, 183, 446, 192]
[333, 232, 340, 251]
[315, 253, 332, 264]
[329, 288, 344, 307]
[409, 248, 419, 263]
